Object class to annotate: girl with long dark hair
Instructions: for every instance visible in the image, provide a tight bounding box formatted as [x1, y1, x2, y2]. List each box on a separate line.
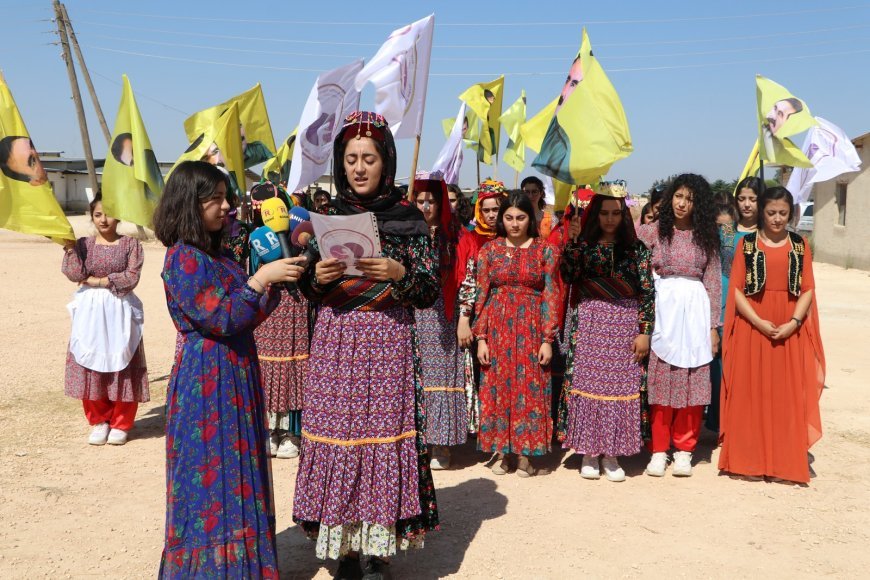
[637, 173, 721, 478]
[474, 192, 560, 477]
[560, 193, 655, 481]
[154, 161, 304, 578]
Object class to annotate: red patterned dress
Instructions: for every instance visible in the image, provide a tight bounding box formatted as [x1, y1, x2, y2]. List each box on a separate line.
[473, 238, 560, 456]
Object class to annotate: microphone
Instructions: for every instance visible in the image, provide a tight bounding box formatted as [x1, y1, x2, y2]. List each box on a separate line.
[249, 226, 283, 265]
[289, 206, 310, 233]
[258, 198, 300, 299]
[261, 198, 293, 259]
[290, 220, 319, 266]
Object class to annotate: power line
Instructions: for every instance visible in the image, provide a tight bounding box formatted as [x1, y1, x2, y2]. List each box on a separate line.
[75, 19, 870, 49]
[85, 33, 862, 63]
[89, 69, 189, 116]
[81, 43, 870, 77]
[77, 4, 870, 26]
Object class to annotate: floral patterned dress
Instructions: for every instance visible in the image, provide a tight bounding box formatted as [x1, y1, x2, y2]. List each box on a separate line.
[293, 230, 441, 560]
[559, 240, 655, 456]
[473, 238, 560, 456]
[159, 243, 280, 579]
[62, 236, 149, 402]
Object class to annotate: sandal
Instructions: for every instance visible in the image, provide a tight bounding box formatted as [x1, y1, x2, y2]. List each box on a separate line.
[362, 556, 392, 580]
[491, 453, 510, 475]
[516, 456, 537, 478]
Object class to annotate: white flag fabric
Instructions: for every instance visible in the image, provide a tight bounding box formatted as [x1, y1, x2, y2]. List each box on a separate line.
[287, 60, 364, 193]
[786, 117, 862, 205]
[432, 102, 465, 185]
[354, 14, 434, 140]
[542, 176, 556, 206]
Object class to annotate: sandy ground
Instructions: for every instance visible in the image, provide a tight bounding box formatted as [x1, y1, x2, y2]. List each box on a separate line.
[1, 217, 869, 579]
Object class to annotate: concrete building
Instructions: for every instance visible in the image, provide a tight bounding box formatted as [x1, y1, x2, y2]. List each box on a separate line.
[812, 131, 870, 270]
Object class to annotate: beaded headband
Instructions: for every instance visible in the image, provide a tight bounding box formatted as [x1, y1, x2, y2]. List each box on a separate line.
[341, 111, 389, 144]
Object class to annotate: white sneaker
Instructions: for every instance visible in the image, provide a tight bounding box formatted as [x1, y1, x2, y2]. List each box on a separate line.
[602, 456, 626, 482]
[276, 435, 300, 459]
[269, 432, 281, 457]
[106, 428, 128, 445]
[88, 422, 110, 446]
[672, 451, 693, 477]
[580, 454, 600, 480]
[645, 452, 668, 477]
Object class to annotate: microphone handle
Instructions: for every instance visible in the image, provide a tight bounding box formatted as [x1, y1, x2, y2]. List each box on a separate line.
[275, 231, 301, 300]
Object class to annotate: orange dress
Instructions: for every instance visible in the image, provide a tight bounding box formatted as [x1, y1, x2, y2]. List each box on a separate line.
[719, 237, 825, 483]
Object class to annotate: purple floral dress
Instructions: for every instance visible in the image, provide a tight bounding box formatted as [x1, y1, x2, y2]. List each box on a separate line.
[159, 243, 280, 579]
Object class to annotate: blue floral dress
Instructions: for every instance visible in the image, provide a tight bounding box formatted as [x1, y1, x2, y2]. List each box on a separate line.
[159, 243, 280, 579]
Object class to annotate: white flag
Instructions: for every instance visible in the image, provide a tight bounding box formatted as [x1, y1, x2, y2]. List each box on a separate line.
[432, 102, 465, 185]
[354, 14, 434, 140]
[287, 60, 364, 193]
[786, 117, 862, 205]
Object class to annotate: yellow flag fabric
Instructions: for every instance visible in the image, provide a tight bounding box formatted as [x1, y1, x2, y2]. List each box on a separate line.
[533, 28, 632, 185]
[499, 90, 526, 173]
[520, 97, 558, 153]
[442, 108, 481, 151]
[756, 75, 816, 167]
[459, 76, 504, 164]
[171, 102, 247, 197]
[101, 75, 164, 227]
[552, 178, 574, 211]
[184, 84, 276, 169]
[261, 128, 297, 185]
[0, 75, 74, 243]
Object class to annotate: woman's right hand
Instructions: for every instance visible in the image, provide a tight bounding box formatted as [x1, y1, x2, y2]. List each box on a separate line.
[314, 258, 346, 285]
[477, 339, 491, 366]
[567, 214, 582, 241]
[457, 316, 474, 348]
[256, 257, 307, 285]
[754, 318, 778, 339]
[63, 240, 77, 251]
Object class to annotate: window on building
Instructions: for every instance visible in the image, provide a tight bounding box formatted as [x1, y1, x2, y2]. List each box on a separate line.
[836, 182, 847, 226]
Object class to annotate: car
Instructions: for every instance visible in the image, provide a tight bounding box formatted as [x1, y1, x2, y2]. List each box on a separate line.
[794, 202, 814, 233]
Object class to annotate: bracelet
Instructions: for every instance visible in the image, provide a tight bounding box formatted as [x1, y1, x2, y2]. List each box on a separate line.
[248, 277, 266, 293]
[791, 316, 802, 329]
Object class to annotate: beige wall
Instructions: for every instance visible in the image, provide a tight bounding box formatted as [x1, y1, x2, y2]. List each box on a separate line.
[813, 136, 870, 270]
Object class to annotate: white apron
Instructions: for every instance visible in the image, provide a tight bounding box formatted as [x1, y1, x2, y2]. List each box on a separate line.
[650, 273, 712, 369]
[67, 287, 144, 373]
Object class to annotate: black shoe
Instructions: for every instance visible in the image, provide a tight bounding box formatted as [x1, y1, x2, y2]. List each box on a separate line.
[362, 557, 392, 580]
[334, 556, 363, 580]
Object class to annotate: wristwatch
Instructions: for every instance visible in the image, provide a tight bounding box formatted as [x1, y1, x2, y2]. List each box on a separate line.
[791, 316, 802, 329]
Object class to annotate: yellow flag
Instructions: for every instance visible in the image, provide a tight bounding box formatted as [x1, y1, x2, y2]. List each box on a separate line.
[734, 140, 761, 196]
[533, 28, 632, 185]
[171, 102, 247, 197]
[499, 90, 526, 173]
[520, 97, 558, 153]
[101, 75, 164, 227]
[442, 108, 481, 151]
[184, 84, 276, 168]
[261, 128, 297, 185]
[459, 76, 504, 164]
[0, 75, 73, 243]
[756, 75, 816, 167]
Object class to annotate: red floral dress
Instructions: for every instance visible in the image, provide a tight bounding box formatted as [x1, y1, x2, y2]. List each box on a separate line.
[473, 238, 560, 456]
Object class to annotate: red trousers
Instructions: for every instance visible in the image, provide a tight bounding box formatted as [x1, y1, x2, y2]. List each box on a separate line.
[649, 404, 703, 453]
[83, 400, 138, 431]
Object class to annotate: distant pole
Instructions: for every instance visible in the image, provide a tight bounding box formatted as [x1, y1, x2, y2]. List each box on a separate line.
[54, 0, 98, 196]
[60, 2, 110, 145]
[514, 170, 519, 189]
[407, 134, 422, 202]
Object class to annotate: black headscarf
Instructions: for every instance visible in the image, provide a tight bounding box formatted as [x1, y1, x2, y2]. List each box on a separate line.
[330, 111, 427, 236]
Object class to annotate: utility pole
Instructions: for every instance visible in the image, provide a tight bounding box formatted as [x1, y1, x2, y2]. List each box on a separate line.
[53, 0, 98, 195]
[60, 2, 110, 145]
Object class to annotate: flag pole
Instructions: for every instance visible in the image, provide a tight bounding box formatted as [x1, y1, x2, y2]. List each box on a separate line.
[514, 170, 519, 189]
[476, 157, 481, 186]
[407, 134, 421, 202]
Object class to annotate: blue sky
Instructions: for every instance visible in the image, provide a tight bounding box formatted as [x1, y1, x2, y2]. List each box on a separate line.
[2, 0, 869, 195]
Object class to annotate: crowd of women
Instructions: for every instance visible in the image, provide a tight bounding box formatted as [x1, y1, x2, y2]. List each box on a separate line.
[60, 111, 826, 579]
